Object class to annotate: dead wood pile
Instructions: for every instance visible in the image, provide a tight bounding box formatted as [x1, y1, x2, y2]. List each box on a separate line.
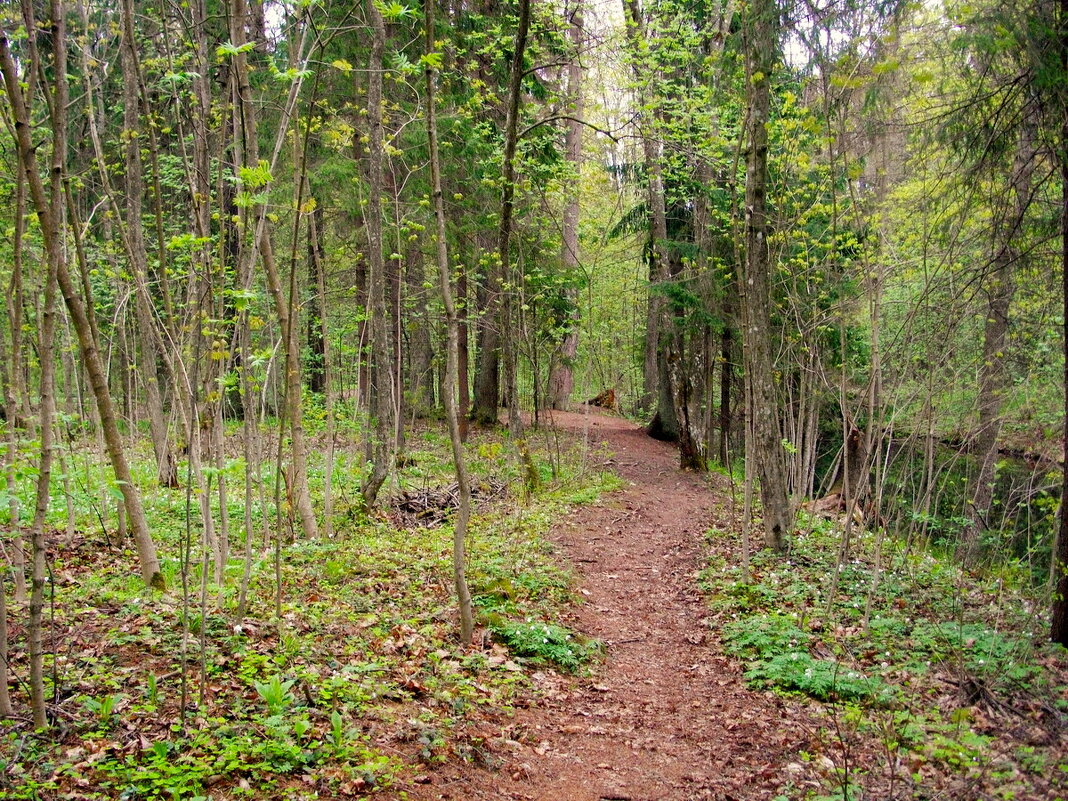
[389, 477, 507, 528]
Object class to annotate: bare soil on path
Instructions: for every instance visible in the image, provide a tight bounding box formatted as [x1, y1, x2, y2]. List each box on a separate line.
[402, 409, 813, 801]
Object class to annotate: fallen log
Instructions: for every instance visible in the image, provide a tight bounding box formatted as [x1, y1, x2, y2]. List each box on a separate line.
[585, 387, 617, 410]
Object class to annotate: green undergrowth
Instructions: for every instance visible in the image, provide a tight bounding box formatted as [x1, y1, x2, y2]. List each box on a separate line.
[705, 511, 1067, 800]
[0, 421, 619, 800]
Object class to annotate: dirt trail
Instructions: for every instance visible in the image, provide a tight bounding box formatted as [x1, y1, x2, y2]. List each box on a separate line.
[406, 410, 810, 801]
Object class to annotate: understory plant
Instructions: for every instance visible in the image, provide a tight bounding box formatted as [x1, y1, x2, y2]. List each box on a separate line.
[706, 510, 1067, 799]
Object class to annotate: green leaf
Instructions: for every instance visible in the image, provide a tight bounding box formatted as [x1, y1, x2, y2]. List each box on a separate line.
[239, 160, 274, 189]
[375, 0, 415, 20]
[216, 41, 256, 58]
[420, 51, 443, 70]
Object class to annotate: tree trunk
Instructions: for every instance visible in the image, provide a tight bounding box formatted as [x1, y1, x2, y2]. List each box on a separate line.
[230, 0, 319, 538]
[1050, 0, 1068, 647]
[547, 3, 585, 411]
[719, 316, 733, 465]
[120, 0, 178, 489]
[961, 112, 1038, 565]
[623, 0, 691, 457]
[494, 0, 539, 491]
[2, 0, 64, 726]
[306, 203, 327, 395]
[307, 200, 337, 539]
[425, 0, 474, 643]
[2, 150, 26, 603]
[27, 259, 55, 728]
[405, 233, 436, 415]
[361, 0, 395, 506]
[473, 0, 532, 426]
[740, 0, 792, 550]
[457, 260, 471, 440]
[0, 571, 11, 717]
[0, 11, 164, 590]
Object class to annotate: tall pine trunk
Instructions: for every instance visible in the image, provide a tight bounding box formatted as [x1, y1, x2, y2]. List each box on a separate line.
[740, 0, 791, 550]
[547, 3, 585, 411]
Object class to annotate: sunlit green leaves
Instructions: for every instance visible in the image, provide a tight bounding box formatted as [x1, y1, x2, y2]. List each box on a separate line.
[374, 0, 415, 21]
[239, 160, 273, 189]
[216, 41, 255, 58]
[420, 51, 443, 70]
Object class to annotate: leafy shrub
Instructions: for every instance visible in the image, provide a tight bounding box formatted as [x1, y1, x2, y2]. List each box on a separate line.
[911, 621, 1040, 688]
[489, 620, 599, 672]
[743, 652, 891, 703]
[722, 613, 811, 659]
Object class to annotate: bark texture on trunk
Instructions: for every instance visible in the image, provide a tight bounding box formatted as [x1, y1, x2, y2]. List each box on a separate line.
[405, 233, 436, 415]
[547, 3, 585, 411]
[307, 204, 327, 395]
[473, 0, 531, 426]
[962, 112, 1038, 564]
[1050, 0, 1068, 647]
[425, 0, 474, 643]
[1, 10, 61, 725]
[623, 0, 671, 428]
[362, 0, 395, 506]
[230, 0, 319, 537]
[740, 0, 792, 550]
[120, 0, 178, 489]
[719, 313, 733, 465]
[1, 15, 164, 590]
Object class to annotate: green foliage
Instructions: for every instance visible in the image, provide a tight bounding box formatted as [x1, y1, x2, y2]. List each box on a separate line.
[488, 620, 599, 672]
[743, 652, 889, 703]
[722, 613, 810, 659]
[81, 693, 123, 729]
[0, 422, 615, 796]
[216, 41, 255, 57]
[254, 675, 297, 714]
[723, 614, 889, 702]
[910, 621, 1041, 690]
[706, 503, 1065, 799]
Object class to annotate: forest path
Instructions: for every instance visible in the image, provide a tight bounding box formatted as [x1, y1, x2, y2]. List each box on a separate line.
[402, 409, 810, 801]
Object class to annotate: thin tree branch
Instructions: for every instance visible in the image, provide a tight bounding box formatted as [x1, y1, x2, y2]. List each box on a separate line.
[519, 114, 622, 142]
